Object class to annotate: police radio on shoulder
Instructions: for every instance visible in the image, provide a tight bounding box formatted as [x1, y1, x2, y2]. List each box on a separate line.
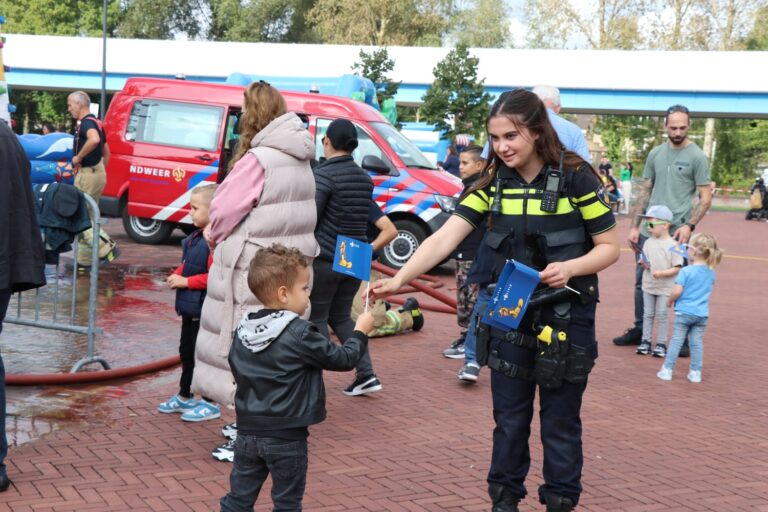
[540, 152, 565, 213]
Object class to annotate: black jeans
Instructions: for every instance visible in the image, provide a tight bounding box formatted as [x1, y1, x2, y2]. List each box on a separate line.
[309, 258, 373, 377]
[0, 289, 12, 472]
[220, 435, 308, 512]
[633, 234, 648, 329]
[178, 316, 199, 398]
[487, 337, 590, 506]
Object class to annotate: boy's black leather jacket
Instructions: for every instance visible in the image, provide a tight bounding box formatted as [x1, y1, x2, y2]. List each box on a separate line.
[229, 309, 367, 431]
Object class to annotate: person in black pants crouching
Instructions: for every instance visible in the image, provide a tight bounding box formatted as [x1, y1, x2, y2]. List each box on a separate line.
[309, 119, 377, 396]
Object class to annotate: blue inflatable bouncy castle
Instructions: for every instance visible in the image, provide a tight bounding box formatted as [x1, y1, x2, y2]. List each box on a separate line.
[18, 132, 75, 185]
[224, 73, 396, 121]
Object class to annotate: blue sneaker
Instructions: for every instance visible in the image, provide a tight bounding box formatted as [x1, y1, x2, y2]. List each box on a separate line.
[157, 394, 199, 414]
[180, 400, 221, 422]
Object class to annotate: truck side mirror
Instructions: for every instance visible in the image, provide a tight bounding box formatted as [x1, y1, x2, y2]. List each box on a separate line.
[362, 155, 392, 175]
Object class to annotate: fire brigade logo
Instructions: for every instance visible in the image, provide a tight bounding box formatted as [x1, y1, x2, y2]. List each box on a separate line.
[172, 167, 186, 182]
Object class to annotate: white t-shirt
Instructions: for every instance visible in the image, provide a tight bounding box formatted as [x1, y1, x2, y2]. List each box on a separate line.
[641, 237, 684, 295]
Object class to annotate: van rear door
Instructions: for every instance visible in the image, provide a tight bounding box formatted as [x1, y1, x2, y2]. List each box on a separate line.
[124, 99, 224, 227]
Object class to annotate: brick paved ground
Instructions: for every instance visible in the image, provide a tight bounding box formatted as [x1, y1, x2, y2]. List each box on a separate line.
[1, 211, 767, 511]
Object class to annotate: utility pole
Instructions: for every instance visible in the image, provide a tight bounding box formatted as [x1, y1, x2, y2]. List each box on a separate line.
[100, 0, 107, 118]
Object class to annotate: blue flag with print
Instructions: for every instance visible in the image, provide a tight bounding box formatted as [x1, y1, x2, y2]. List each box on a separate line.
[669, 243, 689, 260]
[332, 235, 373, 281]
[481, 260, 541, 331]
[639, 250, 650, 268]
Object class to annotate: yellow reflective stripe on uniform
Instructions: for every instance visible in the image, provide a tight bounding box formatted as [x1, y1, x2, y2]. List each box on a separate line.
[575, 191, 597, 203]
[461, 193, 489, 214]
[497, 198, 524, 215]
[579, 198, 611, 220]
[490, 187, 527, 196]
[525, 198, 576, 215]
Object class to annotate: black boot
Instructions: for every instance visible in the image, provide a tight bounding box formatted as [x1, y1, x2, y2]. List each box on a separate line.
[489, 483, 520, 512]
[539, 491, 575, 512]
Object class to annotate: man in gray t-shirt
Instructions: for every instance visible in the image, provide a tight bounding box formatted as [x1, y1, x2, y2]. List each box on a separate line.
[613, 105, 713, 346]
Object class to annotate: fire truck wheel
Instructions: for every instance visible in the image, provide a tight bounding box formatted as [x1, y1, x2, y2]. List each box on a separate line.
[381, 220, 427, 269]
[122, 210, 175, 244]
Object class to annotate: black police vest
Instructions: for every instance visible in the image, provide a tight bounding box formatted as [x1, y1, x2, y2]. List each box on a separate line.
[175, 230, 210, 317]
[484, 166, 599, 303]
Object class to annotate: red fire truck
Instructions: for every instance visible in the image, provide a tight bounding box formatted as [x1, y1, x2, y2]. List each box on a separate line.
[100, 77, 462, 268]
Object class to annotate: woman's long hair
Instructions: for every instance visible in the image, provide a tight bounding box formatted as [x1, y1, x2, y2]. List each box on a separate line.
[467, 89, 598, 196]
[228, 81, 287, 172]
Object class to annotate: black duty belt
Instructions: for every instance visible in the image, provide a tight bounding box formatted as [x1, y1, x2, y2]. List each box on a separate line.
[489, 328, 538, 350]
[487, 354, 536, 381]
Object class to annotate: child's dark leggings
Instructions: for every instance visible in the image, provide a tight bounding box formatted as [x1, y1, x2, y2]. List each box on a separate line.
[179, 316, 199, 399]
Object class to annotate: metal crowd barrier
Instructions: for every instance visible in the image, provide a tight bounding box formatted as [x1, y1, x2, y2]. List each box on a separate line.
[5, 191, 110, 373]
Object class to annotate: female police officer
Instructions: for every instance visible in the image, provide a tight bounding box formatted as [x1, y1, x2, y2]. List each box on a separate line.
[371, 89, 619, 511]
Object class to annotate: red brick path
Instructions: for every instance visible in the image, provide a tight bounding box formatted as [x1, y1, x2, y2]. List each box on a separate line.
[2, 212, 767, 511]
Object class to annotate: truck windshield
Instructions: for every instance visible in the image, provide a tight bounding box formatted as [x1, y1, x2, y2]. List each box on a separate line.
[371, 122, 436, 169]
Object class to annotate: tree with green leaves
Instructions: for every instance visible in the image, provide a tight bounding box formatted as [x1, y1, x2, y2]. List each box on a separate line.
[595, 114, 660, 165]
[116, 0, 203, 39]
[711, 119, 768, 187]
[524, 0, 643, 49]
[420, 43, 492, 141]
[0, 0, 120, 36]
[351, 48, 401, 106]
[449, 0, 512, 48]
[208, 0, 318, 42]
[307, 0, 445, 46]
[746, 4, 768, 49]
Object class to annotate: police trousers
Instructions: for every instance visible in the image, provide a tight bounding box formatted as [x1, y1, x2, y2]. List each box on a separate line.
[487, 337, 588, 506]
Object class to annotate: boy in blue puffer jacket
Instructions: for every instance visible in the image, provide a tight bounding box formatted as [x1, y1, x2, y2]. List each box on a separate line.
[157, 184, 218, 419]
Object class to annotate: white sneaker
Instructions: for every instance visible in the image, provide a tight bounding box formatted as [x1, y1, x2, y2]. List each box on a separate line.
[221, 422, 238, 440]
[657, 367, 673, 381]
[687, 370, 702, 383]
[212, 439, 235, 462]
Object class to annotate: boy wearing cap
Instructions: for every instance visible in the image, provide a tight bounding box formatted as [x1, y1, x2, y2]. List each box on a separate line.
[636, 205, 684, 357]
[309, 119, 380, 396]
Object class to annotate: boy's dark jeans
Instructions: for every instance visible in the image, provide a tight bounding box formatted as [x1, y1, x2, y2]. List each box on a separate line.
[220, 435, 308, 512]
[178, 316, 199, 398]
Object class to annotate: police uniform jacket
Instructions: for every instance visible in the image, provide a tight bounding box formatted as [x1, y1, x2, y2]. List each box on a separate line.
[453, 163, 615, 356]
[450, 172, 486, 261]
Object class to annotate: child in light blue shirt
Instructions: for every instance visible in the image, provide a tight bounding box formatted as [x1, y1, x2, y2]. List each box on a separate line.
[657, 233, 723, 383]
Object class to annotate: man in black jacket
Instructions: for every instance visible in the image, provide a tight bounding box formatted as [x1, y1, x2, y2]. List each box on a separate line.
[0, 120, 46, 492]
[309, 119, 379, 396]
